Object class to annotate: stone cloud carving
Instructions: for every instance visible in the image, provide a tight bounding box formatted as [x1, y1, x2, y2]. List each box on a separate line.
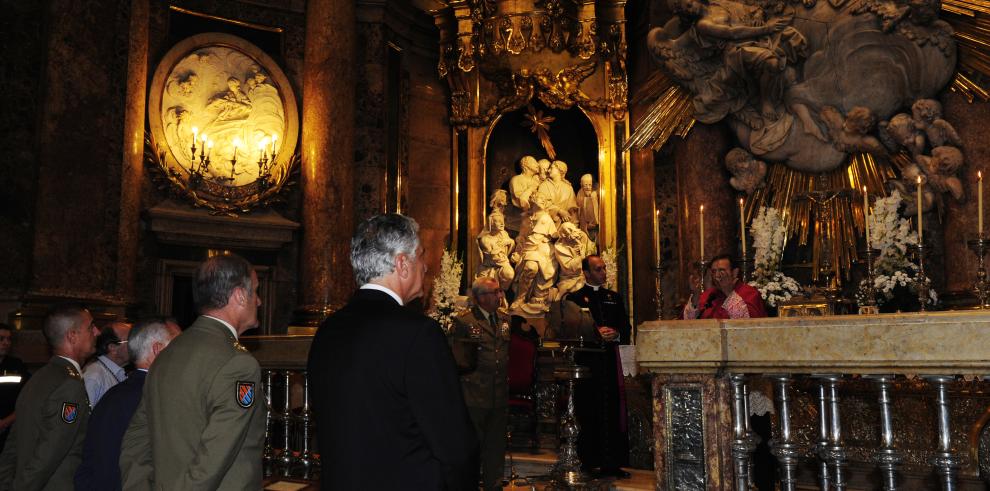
[648, 0, 957, 173]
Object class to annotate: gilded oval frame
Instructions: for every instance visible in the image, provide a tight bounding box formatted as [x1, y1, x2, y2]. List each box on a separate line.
[147, 32, 299, 213]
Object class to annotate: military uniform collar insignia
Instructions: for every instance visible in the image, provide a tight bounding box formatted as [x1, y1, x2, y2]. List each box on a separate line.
[233, 340, 248, 352]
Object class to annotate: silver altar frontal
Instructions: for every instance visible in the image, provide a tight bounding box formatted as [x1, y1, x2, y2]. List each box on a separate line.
[637, 311, 990, 490]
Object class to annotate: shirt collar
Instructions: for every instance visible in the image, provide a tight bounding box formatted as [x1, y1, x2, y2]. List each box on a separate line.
[588, 283, 602, 292]
[58, 355, 82, 374]
[360, 284, 404, 306]
[202, 315, 239, 340]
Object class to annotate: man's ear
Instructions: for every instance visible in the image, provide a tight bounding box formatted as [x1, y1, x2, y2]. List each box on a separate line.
[396, 254, 410, 278]
[732, 267, 740, 279]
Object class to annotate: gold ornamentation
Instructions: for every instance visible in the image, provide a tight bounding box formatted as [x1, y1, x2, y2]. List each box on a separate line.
[145, 33, 299, 215]
[521, 105, 557, 160]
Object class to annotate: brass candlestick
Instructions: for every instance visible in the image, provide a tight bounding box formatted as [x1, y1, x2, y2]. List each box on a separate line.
[967, 237, 990, 308]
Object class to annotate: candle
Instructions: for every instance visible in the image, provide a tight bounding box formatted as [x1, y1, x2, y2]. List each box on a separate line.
[739, 198, 747, 257]
[699, 204, 705, 261]
[206, 139, 213, 159]
[192, 126, 198, 141]
[271, 133, 278, 155]
[201, 133, 208, 143]
[917, 175, 923, 243]
[232, 137, 241, 160]
[980, 171, 984, 237]
[863, 186, 870, 248]
[655, 209, 661, 264]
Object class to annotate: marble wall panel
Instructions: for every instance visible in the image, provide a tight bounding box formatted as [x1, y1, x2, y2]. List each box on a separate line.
[0, 0, 46, 303]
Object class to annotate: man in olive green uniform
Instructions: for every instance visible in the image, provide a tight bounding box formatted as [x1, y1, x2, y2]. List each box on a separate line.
[449, 277, 511, 491]
[120, 254, 266, 490]
[0, 305, 99, 490]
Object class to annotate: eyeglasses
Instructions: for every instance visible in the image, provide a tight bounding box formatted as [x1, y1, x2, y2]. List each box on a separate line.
[112, 340, 129, 345]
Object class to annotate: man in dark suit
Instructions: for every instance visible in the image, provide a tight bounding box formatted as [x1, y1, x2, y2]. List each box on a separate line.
[74, 317, 180, 491]
[308, 213, 478, 490]
[449, 277, 511, 491]
[0, 305, 99, 490]
[561, 254, 631, 478]
[120, 254, 266, 489]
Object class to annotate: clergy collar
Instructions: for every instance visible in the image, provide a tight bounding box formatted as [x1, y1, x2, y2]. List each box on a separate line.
[203, 315, 239, 340]
[360, 283, 403, 306]
[587, 283, 602, 292]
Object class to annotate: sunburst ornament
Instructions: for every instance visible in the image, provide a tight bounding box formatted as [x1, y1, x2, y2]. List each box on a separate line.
[521, 105, 557, 160]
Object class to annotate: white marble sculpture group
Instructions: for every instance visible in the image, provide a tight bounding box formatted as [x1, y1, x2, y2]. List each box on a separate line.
[477, 156, 599, 317]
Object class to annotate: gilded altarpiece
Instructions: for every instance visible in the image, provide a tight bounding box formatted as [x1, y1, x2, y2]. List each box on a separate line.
[426, 0, 632, 288]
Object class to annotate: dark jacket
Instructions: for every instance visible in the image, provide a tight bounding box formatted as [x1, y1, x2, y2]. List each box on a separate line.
[308, 288, 479, 490]
[0, 356, 90, 491]
[75, 370, 146, 491]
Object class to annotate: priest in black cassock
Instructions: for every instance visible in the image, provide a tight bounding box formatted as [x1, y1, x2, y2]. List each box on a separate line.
[560, 254, 630, 478]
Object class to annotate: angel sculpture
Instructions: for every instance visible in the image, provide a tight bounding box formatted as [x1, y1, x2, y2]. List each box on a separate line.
[916, 146, 965, 201]
[879, 113, 925, 156]
[911, 99, 963, 149]
[725, 148, 767, 195]
[820, 106, 887, 156]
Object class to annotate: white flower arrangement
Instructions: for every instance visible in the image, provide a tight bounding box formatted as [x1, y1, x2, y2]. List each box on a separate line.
[428, 248, 464, 333]
[601, 247, 619, 290]
[857, 191, 937, 306]
[747, 206, 801, 307]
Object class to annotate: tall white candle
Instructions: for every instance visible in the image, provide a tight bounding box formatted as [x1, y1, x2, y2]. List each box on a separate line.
[739, 198, 747, 257]
[917, 176, 923, 243]
[655, 209, 661, 264]
[863, 186, 870, 248]
[699, 204, 705, 261]
[979, 171, 984, 238]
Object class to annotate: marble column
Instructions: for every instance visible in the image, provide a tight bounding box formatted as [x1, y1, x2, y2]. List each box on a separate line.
[115, 0, 149, 302]
[298, 0, 356, 320]
[28, 0, 129, 307]
[674, 123, 734, 296]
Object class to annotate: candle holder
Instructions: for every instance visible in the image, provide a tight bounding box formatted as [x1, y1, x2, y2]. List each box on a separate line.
[967, 237, 990, 309]
[738, 255, 753, 283]
[858, 247, 879, 308]
[695, 259, 708, 300]
[910, 242, 931, 312]
[257, 146, 279, 190]
[187, 139, 212, 188]
[654, 259, 665, 320]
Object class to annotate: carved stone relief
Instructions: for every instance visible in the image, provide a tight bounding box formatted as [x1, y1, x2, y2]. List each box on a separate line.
[648, 0, 957, 174]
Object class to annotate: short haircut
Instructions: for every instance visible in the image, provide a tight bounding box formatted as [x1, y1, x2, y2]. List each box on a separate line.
[192, 253, 254, 313]
[43, 304, 88, 349]
[581, 254, 602, 272]
[470, 276, 499, 299]
[709, 253, 738, 270]
[127, 317, 174, 364]
[95, 324, 123, 356]
[350, 213, 420, 286]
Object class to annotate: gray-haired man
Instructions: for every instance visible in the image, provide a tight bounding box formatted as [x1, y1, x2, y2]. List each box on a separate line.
[120, 254, 266, 489]
[75, 318, 179, 491]
[308, 213, 478, 490]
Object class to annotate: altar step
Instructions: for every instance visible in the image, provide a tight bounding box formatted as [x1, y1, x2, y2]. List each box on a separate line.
[504, 450, 654, 490]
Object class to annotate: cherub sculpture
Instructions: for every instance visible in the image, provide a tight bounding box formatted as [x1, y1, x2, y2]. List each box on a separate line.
[725, 148, 767, 195]
[879, 112, 925, 156]
[911, 99, 962, 149]
[820, 106, 887, 156]
[916, 145, 965, 201]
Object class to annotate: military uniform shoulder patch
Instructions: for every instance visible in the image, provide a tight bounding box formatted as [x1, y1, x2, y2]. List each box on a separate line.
[236, 381, 255, 408]
[61, 402, 79, 423]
